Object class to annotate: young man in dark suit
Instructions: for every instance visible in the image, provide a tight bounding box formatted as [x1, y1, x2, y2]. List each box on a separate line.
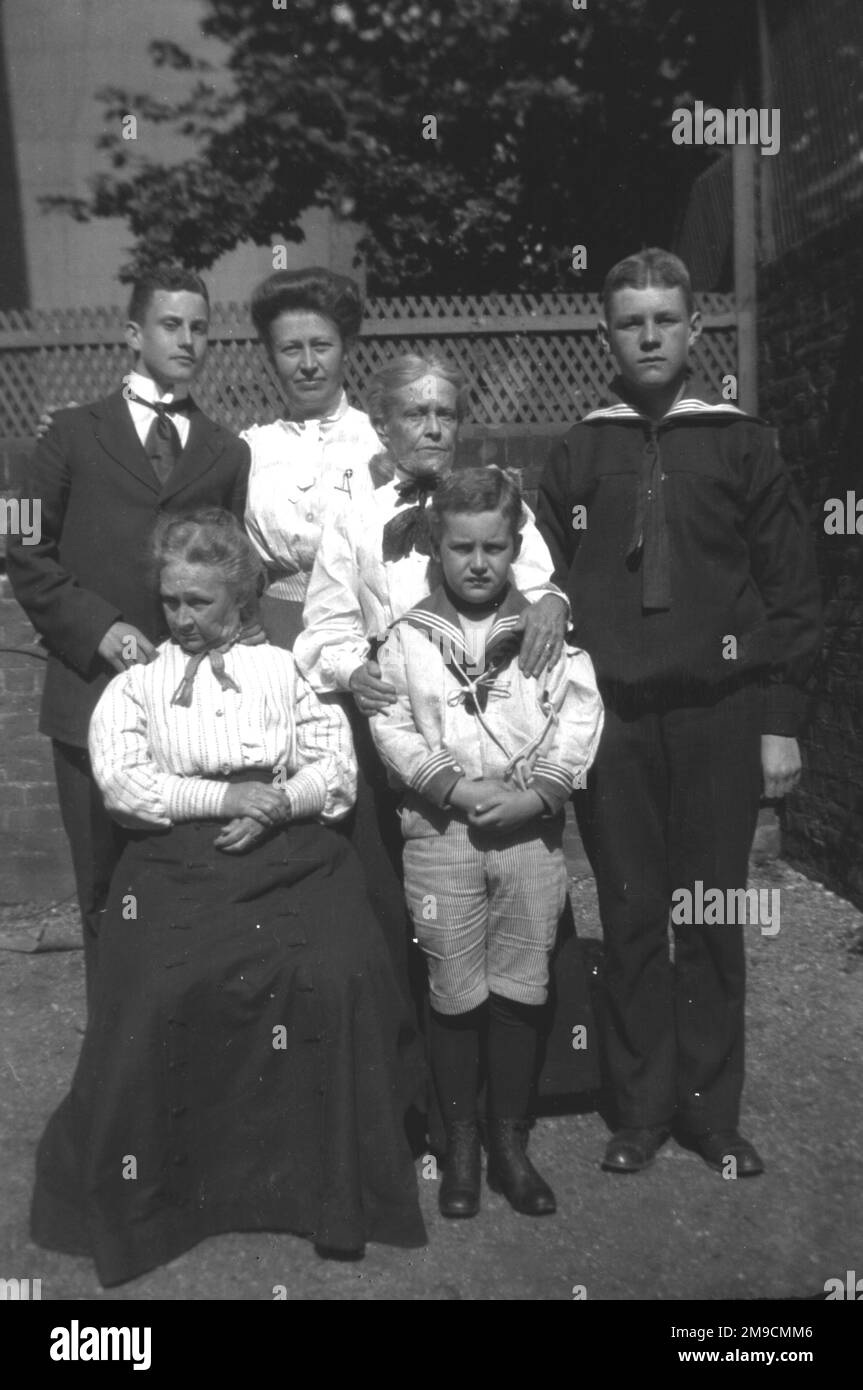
[6, 268, 250, 1004]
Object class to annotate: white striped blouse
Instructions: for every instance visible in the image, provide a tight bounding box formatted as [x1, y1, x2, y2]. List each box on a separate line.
[88, 640, 357, 828]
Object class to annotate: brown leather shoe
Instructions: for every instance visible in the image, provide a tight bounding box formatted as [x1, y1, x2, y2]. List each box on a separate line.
[601, 1126, 669, 1173]
[688, 1129, 765, 1177]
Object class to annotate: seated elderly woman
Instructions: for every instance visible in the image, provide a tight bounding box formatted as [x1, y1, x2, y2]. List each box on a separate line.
[29, 507, 426, 1287]
[293, 352, 570, 1008]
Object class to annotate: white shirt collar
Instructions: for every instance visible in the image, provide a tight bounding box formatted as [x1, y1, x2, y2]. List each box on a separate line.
[126, 368, 190, 405]
[280, 389, 351, 434]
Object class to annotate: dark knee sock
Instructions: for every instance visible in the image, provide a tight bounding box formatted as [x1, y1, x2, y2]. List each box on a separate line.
[429, 1005, 483, 1123]
[487, 993, 542, 1120]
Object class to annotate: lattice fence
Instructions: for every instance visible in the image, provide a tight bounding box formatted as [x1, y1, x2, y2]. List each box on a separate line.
[0, 293, 736, 438]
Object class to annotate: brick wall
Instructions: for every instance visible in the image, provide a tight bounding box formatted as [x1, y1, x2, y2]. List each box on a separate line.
[759, 209, 863, 909]
[0, 439, 75, 903]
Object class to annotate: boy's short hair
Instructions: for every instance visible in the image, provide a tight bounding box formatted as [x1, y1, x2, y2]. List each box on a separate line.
[602, 248, 695, 319]
[127, 267, 210, 324]
[430, 466, 524, 544]
[249, 267, 364, 354]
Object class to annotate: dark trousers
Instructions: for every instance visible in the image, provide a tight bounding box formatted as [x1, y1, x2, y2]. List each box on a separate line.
[574, 680, 762, 1134]
[52, 740, 126, 1009]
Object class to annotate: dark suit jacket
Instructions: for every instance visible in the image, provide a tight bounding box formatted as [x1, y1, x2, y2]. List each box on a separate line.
[6, 389, 250, 746]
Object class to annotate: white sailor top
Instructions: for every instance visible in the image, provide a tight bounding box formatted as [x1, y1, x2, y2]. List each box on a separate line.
[369, 585, 604, 819]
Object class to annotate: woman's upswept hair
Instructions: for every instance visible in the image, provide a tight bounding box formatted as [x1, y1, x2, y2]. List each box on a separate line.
[365, 352, 470, 431]
[249, 266, 364, 353]
[149, 507, 265, 621]
[429, 465, 525, 544]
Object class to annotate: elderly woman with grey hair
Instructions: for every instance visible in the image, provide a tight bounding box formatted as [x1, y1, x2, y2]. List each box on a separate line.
[29, 507, 426, 1287]
[295, 352, 569, 698]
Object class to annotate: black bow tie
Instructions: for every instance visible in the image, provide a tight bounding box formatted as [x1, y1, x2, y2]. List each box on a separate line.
[126, 390, 193, 418]
[126, 391, 193, 486]
[395, 473, 440, 504]
[381, 473, 441, 562]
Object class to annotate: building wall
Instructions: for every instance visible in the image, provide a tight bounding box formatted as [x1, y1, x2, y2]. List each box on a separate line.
[759, 208, 863, 909]
[0, 0, 361, 310]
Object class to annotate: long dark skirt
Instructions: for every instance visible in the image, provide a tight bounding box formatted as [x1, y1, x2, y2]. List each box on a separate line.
[259, 593, 417, 1000]
[342, 701, 421, 999]
[30, 817, 427, 1287]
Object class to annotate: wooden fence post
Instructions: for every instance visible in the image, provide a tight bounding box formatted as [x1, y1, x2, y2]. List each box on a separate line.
[733, 141, 758, 415]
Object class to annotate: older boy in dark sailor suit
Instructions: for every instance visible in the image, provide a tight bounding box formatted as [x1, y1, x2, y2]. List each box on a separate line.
[535, 248, 822, 1178]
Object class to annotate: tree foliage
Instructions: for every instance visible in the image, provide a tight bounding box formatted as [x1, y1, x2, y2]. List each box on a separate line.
[45, 0, 741, 292]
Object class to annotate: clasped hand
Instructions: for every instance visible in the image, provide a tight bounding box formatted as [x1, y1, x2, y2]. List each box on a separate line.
[449, 777, 544, 831]
[761, 734, 802, 799]
[214, 783, 289, 855]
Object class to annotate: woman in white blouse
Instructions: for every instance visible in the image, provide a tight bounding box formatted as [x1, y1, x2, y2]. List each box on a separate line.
[29, 508, 426, 1287]
[242, 267, 383, 648]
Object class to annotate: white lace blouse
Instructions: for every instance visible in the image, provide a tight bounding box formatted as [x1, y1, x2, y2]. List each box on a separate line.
[241, 392, 382, 602]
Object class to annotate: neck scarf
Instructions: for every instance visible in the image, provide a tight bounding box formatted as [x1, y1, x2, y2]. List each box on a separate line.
[598, 376, 672, 612]
[626, 423, 671, 611]
[401, 583, 526, 713]
[381, 472, 441, 562]
[170, 623, 261, 707]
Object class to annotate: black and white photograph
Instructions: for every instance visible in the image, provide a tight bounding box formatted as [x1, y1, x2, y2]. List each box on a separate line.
[0, 0, 860, 1342]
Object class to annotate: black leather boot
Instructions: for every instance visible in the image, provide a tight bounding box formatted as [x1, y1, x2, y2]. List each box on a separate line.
[487, 1119, 556, 1216]
[439, 1119, 481, 1218]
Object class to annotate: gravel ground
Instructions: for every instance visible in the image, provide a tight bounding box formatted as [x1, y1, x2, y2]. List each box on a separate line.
[1, 860, 861, 1302]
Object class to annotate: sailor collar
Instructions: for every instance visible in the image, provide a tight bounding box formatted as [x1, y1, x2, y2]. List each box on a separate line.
[395, 584, 528, 707]
[581, 377, 763, 426]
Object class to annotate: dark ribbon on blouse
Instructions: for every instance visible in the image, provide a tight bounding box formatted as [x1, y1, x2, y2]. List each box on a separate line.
[627, 427, 671, 611]
[381, 473, 441, 562]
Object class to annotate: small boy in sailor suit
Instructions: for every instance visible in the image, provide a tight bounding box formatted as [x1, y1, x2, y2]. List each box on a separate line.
[370, 466, 604, 1222]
